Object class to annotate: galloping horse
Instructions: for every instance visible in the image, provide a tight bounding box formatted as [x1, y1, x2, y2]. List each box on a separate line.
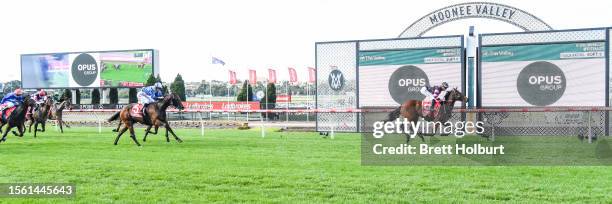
[0, 97, 34, 142]
[111, 102, 182, 143]
[27, 97, 54, 137]
[49, 98, 72, 133]
[385, 88, 468, 143]
[107, 93, 184, 146]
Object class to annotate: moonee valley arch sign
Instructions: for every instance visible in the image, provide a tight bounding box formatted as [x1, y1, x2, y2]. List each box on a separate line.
[398, 2, 553, 37]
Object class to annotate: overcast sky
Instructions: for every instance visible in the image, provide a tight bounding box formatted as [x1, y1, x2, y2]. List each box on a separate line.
[0, 0, 610, 83]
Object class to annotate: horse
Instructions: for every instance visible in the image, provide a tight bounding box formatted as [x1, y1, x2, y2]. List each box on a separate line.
[385, 88, 468, 143]
[27, 97, 54, 137]
[49, 97, 72, 133]
[110, 102, 180, 143]
[107, 93, 184, 146]
[0, 97, 34, 142]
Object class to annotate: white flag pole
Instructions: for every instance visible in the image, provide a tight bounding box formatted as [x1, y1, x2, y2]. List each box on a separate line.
[209, 80, 213, 120]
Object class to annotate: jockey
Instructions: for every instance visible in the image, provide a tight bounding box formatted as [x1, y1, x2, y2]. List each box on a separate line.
[420, 82, 449, 112]
[0, 89, 25, 112]
[29, 89, 48, 113]
[137, 82, 164, 116]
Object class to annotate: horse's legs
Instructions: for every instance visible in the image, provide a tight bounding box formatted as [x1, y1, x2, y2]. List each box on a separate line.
[165, 125, 170, 142]
[128, 124, 141, 146]
[16, 124, 24, 137]
[165, 124, 182, 143]
[28, 119, 33, 133]
[1, 126, 11, 142]
[41, 121, 46, 132]
[62, 120, 70, 128]
[58, 119, 64, 133]
[33, 122, 38, 138]
[151, 126, 159, 134]
[112, 121, 121, 132]
[114, 127, 128, 145]
[143, 126, 152, 142]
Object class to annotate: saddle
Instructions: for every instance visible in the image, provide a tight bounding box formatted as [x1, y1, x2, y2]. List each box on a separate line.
[421, 96, 442, 118]
[130, 104, 144, 118]
[1, 106, 17, 121]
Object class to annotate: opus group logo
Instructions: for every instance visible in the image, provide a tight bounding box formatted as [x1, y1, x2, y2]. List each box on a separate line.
[328, 68, 345, 91]
[517, 61, 566, 106]
[71, 53, 98, 86]
[388, 65, 430, 104]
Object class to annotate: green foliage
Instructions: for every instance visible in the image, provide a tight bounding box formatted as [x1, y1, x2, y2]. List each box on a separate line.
[128, 88, 138, 103]
[170, 74, 186, 101]
[2, 80, 21, 93]
[265, 83, 277, 104]
[91, 89, 100, 104]
[236, 81, 254, 102]
[156, 75, 163, 83]
[61, 89, 72, 101]
[109, 88, 119, 104]
[145, 73, 157, 86]
[162, 85, 168, 95]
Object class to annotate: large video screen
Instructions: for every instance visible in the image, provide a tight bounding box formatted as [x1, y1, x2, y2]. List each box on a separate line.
[358, 48, 463, 107]
[21, 50, 155, 88]
[480, 42, 606, 107]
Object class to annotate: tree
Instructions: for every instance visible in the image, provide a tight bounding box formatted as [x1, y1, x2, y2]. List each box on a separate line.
[162, 85, 168, 95]
[170, 74, 186, 101]
[109, 88, 119, 104]
[265, 83, 277, 105]
[145, 73, 157, 86]
[75, 89, 81, 104]
[128, 88, 138, 103]
[156, 75, 163, 84]
[237, 81, 254, 102]
[2, 80, 21, 93]
[62, 89, 72, 101]
[91, 89, 100, 104]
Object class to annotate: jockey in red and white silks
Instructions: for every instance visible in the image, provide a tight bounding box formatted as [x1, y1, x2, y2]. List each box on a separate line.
[420, 82, 449, 112]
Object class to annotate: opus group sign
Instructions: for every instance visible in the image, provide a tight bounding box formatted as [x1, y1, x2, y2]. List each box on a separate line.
[479, 30, 607, 107]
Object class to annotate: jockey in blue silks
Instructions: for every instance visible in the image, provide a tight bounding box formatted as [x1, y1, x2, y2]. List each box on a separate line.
[137, 82, 164, 117]
[0, 89, 25, 112]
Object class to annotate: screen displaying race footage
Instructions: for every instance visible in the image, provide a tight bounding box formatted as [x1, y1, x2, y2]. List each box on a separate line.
[21, 50, 155, 88]
[358, 48, 463, 107]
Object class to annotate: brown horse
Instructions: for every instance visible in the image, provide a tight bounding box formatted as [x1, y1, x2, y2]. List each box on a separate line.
[27, 97, 54, 137]
[111, 103, 179, 143]
[385, 88, 468, 143]
[49, 98, 72, 133]
[0, 97, 34, 142]
[107, 93, 184, 146]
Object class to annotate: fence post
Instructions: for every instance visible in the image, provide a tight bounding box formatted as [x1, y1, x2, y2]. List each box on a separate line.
[588, 111, 592, 144]
[200, 112, 205, 137]
[260, 116, 265, 138]
[330, 124, 335, 139]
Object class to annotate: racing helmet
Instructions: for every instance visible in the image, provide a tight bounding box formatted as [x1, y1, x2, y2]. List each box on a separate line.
[14, 88, 23, 95]
[38, 90, 47, 96]
[154, 82, 163, 89]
